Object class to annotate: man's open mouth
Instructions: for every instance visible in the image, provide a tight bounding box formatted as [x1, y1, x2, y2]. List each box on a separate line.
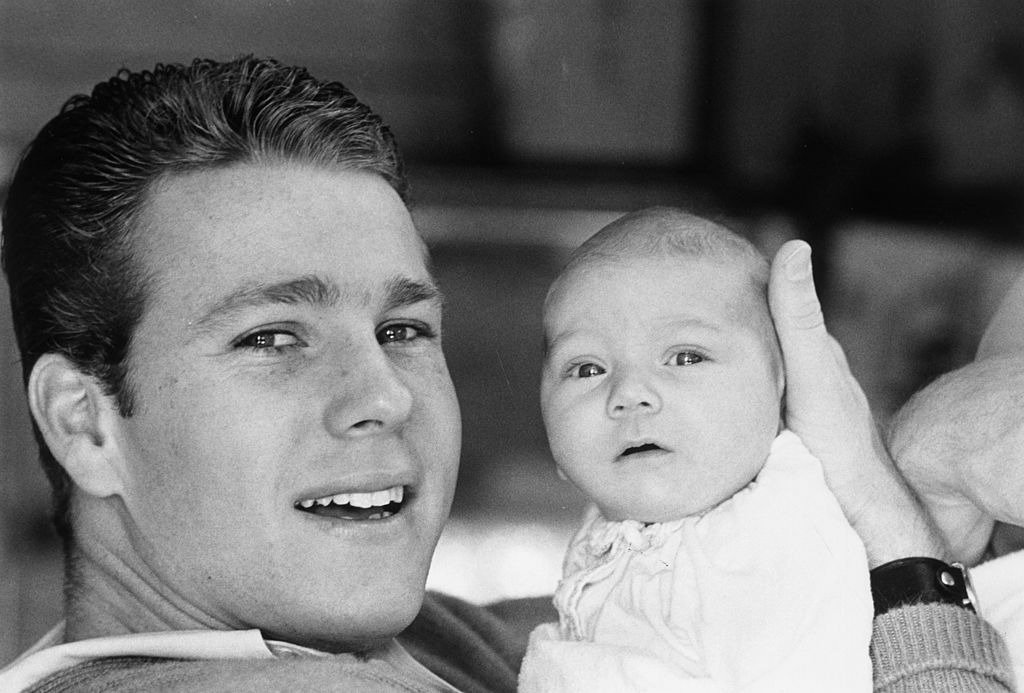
[294, 485, 405, 520]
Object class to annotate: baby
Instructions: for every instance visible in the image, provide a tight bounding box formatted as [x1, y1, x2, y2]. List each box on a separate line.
[519, 208, 873, 692]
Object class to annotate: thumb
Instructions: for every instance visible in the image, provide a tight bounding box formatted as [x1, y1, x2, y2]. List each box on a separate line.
[768, 240, 833, 394]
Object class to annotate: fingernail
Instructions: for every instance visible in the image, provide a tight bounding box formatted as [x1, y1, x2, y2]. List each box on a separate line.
[785, 243, 812, 281]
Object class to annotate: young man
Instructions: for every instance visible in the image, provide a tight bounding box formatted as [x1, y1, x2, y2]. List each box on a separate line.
[0, 56, 1012, 691]
[0, 56, 518, 692]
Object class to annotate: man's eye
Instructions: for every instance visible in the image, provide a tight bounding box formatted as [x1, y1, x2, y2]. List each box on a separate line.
[574, 363, 605, 378]
[378, 323, 431, 344]
[671, 351, 703, 366]
[237, 331, 301, 351]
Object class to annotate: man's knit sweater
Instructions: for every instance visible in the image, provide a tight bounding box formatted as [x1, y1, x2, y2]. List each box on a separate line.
[22, 593, 1015, 692]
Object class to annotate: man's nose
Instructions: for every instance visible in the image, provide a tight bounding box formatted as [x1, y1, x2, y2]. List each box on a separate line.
[322, 346, 414, 438]
[606, 369, 662, 418]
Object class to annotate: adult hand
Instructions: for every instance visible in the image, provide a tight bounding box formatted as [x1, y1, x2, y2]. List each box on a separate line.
[888, 355, 1024, 565]
[768, 240, 947, 567]
[887, 266, 1024, 565]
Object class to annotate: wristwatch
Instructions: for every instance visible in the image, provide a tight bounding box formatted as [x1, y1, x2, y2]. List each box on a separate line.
[869, 557, 979, 617]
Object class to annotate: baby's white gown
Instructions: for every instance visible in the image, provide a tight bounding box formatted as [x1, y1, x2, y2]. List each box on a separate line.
[519, 431, 873, 693]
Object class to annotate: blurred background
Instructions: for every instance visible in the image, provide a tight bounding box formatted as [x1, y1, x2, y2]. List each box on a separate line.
[4, 0, 1024, 665]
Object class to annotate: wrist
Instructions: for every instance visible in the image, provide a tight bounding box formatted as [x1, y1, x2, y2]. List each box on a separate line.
[863, 521, 949, 569]
[851, 477, 951, 568]
[870, 557, 979, 616]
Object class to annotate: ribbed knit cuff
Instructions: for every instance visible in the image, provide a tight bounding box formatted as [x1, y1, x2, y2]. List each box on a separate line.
[871, 603, 1015, 692]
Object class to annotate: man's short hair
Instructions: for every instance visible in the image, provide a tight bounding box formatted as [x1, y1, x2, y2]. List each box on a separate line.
[1, 55, 406, 542]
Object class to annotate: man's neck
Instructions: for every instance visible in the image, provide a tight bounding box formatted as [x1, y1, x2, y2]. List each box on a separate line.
[63, 511, 225, 642]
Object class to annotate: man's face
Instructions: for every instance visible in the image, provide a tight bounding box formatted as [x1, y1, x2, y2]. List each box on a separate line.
[111, 163, 460, 649]
[541, 256, 782, 523]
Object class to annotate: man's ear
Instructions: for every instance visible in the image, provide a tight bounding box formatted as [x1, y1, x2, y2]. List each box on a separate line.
[27, 353, 126, 498]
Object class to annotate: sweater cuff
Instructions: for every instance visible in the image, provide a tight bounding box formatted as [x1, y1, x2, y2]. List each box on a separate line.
[871, 603, 1015, 692]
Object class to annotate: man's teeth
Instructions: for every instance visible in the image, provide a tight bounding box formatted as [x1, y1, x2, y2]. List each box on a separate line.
[298, 485, 404, 509]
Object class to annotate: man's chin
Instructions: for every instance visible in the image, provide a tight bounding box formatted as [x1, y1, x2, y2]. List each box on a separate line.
[282, 586, 427, 654]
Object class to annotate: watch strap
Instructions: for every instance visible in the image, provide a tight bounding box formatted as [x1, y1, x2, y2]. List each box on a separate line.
[869, 557, 977, 617]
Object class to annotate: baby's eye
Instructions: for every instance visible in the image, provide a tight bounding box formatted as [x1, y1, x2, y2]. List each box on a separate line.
[236, 330, 302, 352]
[574, 363, 606, 378]
[670, 351, 703, 366]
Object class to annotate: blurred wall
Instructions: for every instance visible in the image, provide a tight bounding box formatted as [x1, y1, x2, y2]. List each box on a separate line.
[0, 0, 494, 172]
[718, 0, 1024, 190]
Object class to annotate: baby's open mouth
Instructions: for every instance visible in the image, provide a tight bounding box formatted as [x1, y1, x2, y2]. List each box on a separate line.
[294, 485, 405, 520]
[620, 443, 666, 458]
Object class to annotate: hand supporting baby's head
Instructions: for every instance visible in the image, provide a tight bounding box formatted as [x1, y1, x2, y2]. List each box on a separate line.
[540, 207, 785, 523]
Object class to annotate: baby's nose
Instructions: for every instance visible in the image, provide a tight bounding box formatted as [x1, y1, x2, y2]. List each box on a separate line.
[606, 372, 662, 418]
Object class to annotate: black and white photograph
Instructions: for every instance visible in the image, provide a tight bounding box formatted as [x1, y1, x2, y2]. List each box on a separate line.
[0, 2, 1021, 690]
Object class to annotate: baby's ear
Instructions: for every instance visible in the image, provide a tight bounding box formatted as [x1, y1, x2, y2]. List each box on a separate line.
[28, 353, 127, 498]
[555, 466, 569, 482]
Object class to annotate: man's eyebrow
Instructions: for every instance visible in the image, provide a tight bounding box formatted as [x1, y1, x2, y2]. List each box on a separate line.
[191, 274, 444, 333]
[382, 275, 444, 311]
[192, 275, 340, 330]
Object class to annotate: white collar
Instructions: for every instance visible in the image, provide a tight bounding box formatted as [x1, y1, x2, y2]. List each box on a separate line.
[0, 623, 274, 691]
[0, 622, 455, 692]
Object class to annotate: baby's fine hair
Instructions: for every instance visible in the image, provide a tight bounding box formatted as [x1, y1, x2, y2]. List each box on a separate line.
[562, 206, 768, 282]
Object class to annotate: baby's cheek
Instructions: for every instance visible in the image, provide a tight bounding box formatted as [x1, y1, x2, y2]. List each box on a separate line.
[548, 422, 591, 470]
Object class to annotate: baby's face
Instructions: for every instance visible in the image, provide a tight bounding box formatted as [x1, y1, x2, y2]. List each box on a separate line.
[541, 255, 783, 523]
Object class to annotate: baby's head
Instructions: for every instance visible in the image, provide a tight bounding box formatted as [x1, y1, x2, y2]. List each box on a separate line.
[541, 207, 784, 523]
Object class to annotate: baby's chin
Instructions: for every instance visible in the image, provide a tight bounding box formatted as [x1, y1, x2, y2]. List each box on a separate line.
[598, 475, 762, 525]
[597, 502, 709, 525]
